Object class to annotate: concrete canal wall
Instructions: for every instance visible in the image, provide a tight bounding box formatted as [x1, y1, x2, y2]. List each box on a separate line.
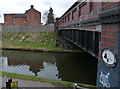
[2, 24, 54, 32]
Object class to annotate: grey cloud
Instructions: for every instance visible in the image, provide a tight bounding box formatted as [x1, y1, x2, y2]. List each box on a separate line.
[42, 1, 51, 6]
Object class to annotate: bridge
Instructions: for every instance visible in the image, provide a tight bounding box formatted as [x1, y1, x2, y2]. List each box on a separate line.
[55, 1, 120, 88]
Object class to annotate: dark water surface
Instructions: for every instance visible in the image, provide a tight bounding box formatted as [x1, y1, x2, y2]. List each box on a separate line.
[2, 50, 97, 85]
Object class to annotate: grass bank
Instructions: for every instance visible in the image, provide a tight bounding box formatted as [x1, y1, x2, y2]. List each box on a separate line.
[2, 32, 58, 49]
[1, 71, 96, 89]
[2, 32, 82, 52]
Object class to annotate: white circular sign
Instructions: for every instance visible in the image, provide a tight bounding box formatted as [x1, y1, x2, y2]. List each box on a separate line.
[101, 48, 116, 67]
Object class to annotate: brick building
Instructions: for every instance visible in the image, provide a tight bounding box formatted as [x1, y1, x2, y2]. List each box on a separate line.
[3, 5, 41, 26]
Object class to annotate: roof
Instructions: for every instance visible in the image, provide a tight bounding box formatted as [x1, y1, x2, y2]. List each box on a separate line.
[25, 5, 41, 14]
[12, 14, 26, 18]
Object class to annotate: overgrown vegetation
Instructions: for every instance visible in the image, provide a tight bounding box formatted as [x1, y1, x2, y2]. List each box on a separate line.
[2, 32, 63, 50]
[1, 71, 96, 89]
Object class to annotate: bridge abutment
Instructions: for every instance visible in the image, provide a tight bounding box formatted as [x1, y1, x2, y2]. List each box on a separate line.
[97, 23, 120, 88]
[96, 2, 120, 88]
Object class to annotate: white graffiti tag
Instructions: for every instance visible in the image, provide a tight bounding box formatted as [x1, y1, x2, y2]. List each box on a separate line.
[99, 71, 110, 88]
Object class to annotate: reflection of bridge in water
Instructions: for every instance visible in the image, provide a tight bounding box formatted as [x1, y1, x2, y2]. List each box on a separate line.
[2, 50, 97, 85]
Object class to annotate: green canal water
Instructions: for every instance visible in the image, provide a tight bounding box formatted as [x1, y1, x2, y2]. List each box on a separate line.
[1, 50, 98, 85]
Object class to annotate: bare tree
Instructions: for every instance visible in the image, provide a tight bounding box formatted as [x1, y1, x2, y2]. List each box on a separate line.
[42, 10, 49, 24]
[42, 7, 55, 25]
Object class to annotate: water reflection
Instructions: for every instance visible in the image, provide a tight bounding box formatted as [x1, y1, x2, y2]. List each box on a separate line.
[2, 50, 97, 85]
[56, 53, 97, 84]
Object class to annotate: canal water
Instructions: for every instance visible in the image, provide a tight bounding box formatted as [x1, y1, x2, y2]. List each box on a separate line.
[1, 50, 97, 85]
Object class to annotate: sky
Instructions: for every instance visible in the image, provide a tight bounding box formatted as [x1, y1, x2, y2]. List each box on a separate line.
[0, 0, 76, 23]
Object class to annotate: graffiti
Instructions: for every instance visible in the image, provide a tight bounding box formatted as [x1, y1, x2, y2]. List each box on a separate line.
[99, 71, 110, 88]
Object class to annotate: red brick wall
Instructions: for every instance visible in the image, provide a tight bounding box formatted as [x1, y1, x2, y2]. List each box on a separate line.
[98, 24, 118, 61]
[57, 2, 103, 28]
[3, 5, 41, 26]
[25, 7, 41, 26]
[13, 18, 26, 26]
[90, 2, 102, 11]
[98, 2, 119, 61]
[4, 14, 13, 26]
[81, 2, 89, 15]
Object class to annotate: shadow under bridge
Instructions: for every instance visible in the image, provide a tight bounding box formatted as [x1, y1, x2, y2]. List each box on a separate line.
[58, 29, 100, 58]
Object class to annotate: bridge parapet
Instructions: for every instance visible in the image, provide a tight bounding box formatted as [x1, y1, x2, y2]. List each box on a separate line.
[100, 2, 120, 24]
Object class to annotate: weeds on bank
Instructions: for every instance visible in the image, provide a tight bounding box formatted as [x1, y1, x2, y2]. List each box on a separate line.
[2, 32, 63, 50]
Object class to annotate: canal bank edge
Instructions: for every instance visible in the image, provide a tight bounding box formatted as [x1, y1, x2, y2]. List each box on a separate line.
[0, 71, 96, 89]
[1, 47, 84, 53]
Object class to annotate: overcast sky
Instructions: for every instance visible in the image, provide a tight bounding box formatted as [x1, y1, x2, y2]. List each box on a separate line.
[0, 0, 76, 23]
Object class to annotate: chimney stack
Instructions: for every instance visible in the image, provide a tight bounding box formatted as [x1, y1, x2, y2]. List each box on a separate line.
[31, 5, 34, 8]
